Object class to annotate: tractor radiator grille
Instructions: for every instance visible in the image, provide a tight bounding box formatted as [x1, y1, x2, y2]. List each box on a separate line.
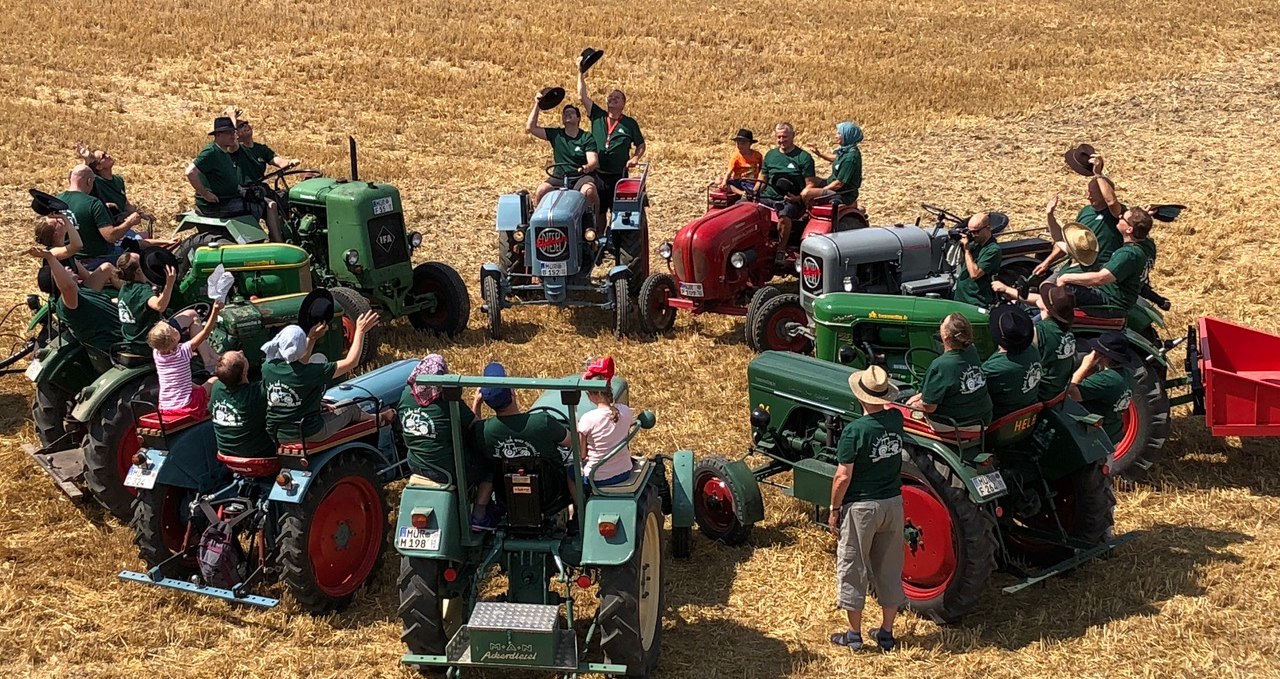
[366, 213, 408, 270]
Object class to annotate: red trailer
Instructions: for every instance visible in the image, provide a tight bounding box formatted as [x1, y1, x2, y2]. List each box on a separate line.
[1193, 317, 1280, 437]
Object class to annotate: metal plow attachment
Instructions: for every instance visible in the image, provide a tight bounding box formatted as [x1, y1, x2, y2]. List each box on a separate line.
[1002, 530, 1139, 595]
[117, 570, 279, 608]
[22, 442, 86, 501]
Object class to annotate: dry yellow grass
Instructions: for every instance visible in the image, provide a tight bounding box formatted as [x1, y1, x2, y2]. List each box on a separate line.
[2, 1, 1280, 677]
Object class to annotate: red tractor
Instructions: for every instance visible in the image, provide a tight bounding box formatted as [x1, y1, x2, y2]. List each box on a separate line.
[636, 185, 867, 335]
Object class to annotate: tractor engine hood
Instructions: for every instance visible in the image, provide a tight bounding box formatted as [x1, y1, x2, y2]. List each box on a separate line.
[190, 242, 313, 299]
[671, 202, 772, 286]
[530, 190, 589, 229]
[210, 293, 346, 366]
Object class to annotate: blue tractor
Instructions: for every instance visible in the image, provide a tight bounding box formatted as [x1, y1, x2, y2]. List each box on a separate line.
[481, 164, 651, 339]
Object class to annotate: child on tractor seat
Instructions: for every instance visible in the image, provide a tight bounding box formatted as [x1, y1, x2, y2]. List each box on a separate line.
[578, 357, 636, 491]
[148, 299, 224, 421]
[720, 129, 763, 196]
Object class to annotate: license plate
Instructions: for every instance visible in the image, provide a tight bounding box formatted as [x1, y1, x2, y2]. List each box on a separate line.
[396, 526, 441, 551]
[679, 282, 704, 297]
[124, 464, 158, 489]
[972, 471, 1007, 498]
[540, 261, 568, 277]
[24, 358, 42, 382]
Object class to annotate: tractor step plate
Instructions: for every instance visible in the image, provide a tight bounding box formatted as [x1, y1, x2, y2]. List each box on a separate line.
[447, 602, 571, 670]
[22, 444, 85, 500]
[117, 570, 279, 608]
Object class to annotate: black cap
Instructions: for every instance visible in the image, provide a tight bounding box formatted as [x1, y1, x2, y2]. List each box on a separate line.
[537, 87, 566, 111]
[141, 246, 179, 287]
[731, 128, 757, 144]
[30, 189, 68, 216]
[1149, 204, 1186, 223]
[1091, 332, 1131, 363]
[579, 47, 605, 74]
[208, 116, 236, 135]
[989, 303, 1035, 352]
[298, 288, 336, 330]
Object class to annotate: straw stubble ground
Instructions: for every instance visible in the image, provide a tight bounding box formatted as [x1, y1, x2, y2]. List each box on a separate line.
[2, 1, 1280, 677]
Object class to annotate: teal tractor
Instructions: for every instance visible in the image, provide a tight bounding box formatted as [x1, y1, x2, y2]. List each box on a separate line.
[117, 359, 417, 611]
[693, 350, 1129, 624]
[394, 370, 694, 677]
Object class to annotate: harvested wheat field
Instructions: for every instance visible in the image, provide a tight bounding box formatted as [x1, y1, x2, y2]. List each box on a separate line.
[4, 0, 1280, 676]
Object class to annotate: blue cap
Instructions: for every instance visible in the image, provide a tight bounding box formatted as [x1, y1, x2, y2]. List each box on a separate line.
[479, 362, 513, 409]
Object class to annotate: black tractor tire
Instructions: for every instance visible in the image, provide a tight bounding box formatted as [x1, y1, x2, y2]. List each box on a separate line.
[900, 443, 998, 624]
[1003, 462, 1114, 568]
[599, 490, 665, 677]
[744, 286, 783, 351]
[748, 292, 812, 354]
[612, 277, 630, 339]
[498, 231, 528, 278]
[173, 231, 228, 272]
[32, 381, 74, 451]
[132, 484, 203, 579]
[483, 276, 502, 340]
[836, 211, 870, 231]
[615, 218, 650, 289]
[398, 556, 449, 659]
[330, 286, 378, 366]
[995, 259, 1037, 289]
[692, 455, 755, 545]
[407, 262, 471, 337]
[276, 451, 389, 613]
[84, 375, 158, 522]
[1109, 360, 1170, 479]
[637, 274, 677, 333]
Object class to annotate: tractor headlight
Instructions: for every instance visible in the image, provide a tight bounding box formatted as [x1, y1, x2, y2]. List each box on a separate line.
[659, 242, 672, 260]
[513, 229, 525, 242]
[584, 228, 597, 242]
[843, 276, 854, 292]
[344, 249, 360, 266]
[408, 231, 423, 249]
[730, 251, 756, 269]
[795, 258, 802, 274]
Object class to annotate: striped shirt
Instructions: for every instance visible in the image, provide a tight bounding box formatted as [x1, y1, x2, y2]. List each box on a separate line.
[155, 341, 194, 410]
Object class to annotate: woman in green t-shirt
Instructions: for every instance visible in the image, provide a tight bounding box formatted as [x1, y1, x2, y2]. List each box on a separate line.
[803, 121, 864, 208]
[905, 313, 993, 431]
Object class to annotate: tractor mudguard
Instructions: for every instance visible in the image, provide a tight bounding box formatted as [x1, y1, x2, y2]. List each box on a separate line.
[606, 265, 631, 283]
[268, 442, 383, 504]
[906, 437, 1006, 504]
[138, 422, 231, 492]
[670, 450, 695, 529]
[1128, 299, 1165, 333]
[28, 334, 92, 393]
[610, 210, 643, 231]
[69, 364, 154, 424]
[1122, 328, 1167, 367]
[176, 212, 268, 243]
[481, 263, 503, 285]
[496, 194, 526, 231]
[580, 489, 651, 567]
[26, 303, 51, 336]
[394, 482, 464, 562]
[1034, 400, 1114, 480]
[721, 457, 766, 526]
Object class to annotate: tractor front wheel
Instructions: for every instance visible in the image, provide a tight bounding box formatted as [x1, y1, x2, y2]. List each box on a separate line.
[276, 451, 388, 613]
[692, 456, 754, 545]
[330, 287, 378, 366]
[1108, 361, 1170, 479]
[408, 262, 471, 337]
[748, 293, 812, 354]
[599, 490, 664, 677]
[32, 381, 74, 451]
[900, 444, 998, 624]
[612, 277, 630, 339]
[483, 276, 503, 340]
[83, 376, 157, 521]
[132, 484, 203, 579]
[398, 556, 449, 659]
[637, 274, 677, 333]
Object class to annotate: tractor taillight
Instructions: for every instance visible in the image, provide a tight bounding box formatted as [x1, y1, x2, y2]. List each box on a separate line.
[995, 506, 1004, 518]
[598, 519, 619, 539]
[576, 575, 592, 589]
[132, 452, 147, 466]
[443, 567, 458, 583]
[276, 471, 293, 487]
[411, 513, 429, 529]
[1102, 464, 1112, 476]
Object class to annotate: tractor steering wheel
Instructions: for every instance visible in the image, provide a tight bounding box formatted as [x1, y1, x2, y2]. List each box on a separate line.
[904, 345, 942, 383]
[920, 203, 967, 226]
[544, 162, 588, 180]
[263, 166, 324, 195]
[526, 405, 571, 425]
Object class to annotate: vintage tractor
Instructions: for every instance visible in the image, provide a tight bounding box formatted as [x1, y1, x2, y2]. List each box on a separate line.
[481, 164, 651, 339]
[174, 137, 470, 338]
[394, 370, 694, 676]
[636, 183, 868, 335]
[23, 253, 352, 521]
[117, 359, 415, 611]
[692, 350, 1130, 623]
[750, 203, 1051, 354]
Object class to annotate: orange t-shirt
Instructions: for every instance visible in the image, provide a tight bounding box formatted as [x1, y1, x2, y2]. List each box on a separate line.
[727, 148, 764, 179]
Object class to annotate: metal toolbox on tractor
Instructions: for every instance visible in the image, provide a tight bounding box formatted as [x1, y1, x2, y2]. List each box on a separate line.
[449, 601, 573, 670]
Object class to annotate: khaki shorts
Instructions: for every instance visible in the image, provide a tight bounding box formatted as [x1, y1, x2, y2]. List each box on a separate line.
[836, 495, 906, 611]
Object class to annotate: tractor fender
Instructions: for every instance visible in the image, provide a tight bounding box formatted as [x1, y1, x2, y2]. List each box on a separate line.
[1034, 400, 1113, 480]
[610, 210, 643, 231]
[145, 422, 232, 492]
[670, 449, 695, 529]
[1122, 328, 1168, 368]
[26, 302, 52, 336]
[496, 193, 526, 231]
[268, 441, 383, 504]
[580, 466, 658, 567]
[224, 220, 270, 245]
[175, 212, 268, 244]
[1128, 299, 1165, 332]
[480, 263, 503, 284]
[606, 265, 631, 283]
[393, 482, 464, 562]
[28, 333, 87, 389]
[905, 436, 1006, 504]
[69, 365, 155, 424]
[720, 457, 766, 526]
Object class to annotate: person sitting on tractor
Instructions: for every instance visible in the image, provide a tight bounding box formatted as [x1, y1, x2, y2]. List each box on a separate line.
[210, 350, 275, 458]
[993, 195, 1099, 309]
[578, 357, 636, 490]
[476, 362, 574, 514]
[59, 164, 145, 271]
[951, 212, 1002, 309]
[719, 128, 763, 197]
[803, 121, 863, 209]
[1034, 175, 1123, 276]
[1068, 332, 1135, 448]
[577, 59, 645, 205]
[147, 300, 224, 421]
[827, 365, 906, 653]
[114, 249, 219, 366]
[760, 122, 817, 249]
[1035, 283, 1078, 401]
[399, 353, 498, 531]
[905, 313, 993, 431]
[526, 94, 600, 210]
[981, 305, 1043, 419]
[31, 190, 116, 293]
[186, 116, 251, 219]
[27, 246, 122, 354]
[77, 143, 155, 229]
[262, 311, 391, 446]
[227, 107, 305, 241]
[1054, 206, 1154, 311]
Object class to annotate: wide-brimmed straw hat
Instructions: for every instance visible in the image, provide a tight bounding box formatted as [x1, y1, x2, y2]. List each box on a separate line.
[1061, 221, 1099, 267]
[848, 365, 899, 406]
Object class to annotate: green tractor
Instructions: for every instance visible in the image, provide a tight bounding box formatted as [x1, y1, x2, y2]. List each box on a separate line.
[24, 243, 350, 521]
[394, 371, 695, 677]
[173, 137, 469, 338]
[693, 350, 1130, 624]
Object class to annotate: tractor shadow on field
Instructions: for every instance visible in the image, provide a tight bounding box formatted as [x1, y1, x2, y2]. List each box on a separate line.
[664, 513, 805, 610]
[1140, 417, 1280, 498]
[645, 616, 812, 679]
[915, 523, 1249, 652]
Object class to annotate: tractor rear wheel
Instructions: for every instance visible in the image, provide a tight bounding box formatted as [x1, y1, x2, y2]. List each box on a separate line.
[173, 231, 227, 271]
[1002, 462, 1114, 568]
[637, 274, 677, 333]
[408, 262, 471, 337]
[276, 451, 388, 613]
[749, 293, 812, 354]
[83, 375, 157, 522]
[398, 556, 449, 659]
[32, 381, 74, 451]
[1109, 361, 1169, 479]
[132, 484, 203, 579]
[692, 456, 754, 545]
[612, 277, 630, 338]
[744, 286, 782, 351]
[900, 444, 998, 624]
[483, 276, 502, 340]
[331, 286, 378, 366]
[599, 490, 664, 677]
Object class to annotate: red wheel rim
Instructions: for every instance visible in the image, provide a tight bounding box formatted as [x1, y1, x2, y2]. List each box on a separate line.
[307, 475, 383, 597]
[764, 303, 810, 353]
[1113, 402, 1139, 462]
[117, 425, 140, 498]
[342, 315, 357, 349]
[649, 281, 676, 326]
[412, 271, 449, 326]
[694, 471, 738, 534]
[900, 473, 957, 601]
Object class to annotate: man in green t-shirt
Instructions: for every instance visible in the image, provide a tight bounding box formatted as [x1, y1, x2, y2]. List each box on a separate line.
[59, 165, 143, 268]
[28, 247, 122, 353]
[1069, 332, 1135, 446]
[79, 145, 155, 230]
[209, 351, 275, 458]
[760, 122, 818, 249]
[526, 92, 601, 211]
[1056, 206, 1154, 310]
[577, 63, 644, 206]
[827, 365, 905, 652]
[186, 116, 253, 220]
[228, 109, 306, 242]
[981, 305, 1043, 419]
[1031, 175, 1123, 278]
[476, 362, 574, 463]
[1035, 283, 1078, 400]
[906, 313, 993, 430]
[952, 212, 1002, 309]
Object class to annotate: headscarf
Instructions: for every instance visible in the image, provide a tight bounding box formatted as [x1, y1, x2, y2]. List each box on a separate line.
[261, 324, 308, 363]
[835, 121, 863, 156]
[407, 353, 448, 407]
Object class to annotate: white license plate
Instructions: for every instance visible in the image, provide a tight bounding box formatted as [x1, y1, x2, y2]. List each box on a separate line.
[679, 282, 704, 297]
[540, 261, 568, 277]
[124, 464, 158, 489]
[972, 471, 1007, 498]
[396, 526, 441, 551]
[24, 358, 42, 382]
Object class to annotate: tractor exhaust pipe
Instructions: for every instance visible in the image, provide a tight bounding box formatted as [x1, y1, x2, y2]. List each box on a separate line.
[348, 136, 359, 182]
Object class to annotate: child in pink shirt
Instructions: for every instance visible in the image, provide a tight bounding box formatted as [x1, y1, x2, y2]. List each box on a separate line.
[578, 357, 636, 488]
[148, 300, 224, 420]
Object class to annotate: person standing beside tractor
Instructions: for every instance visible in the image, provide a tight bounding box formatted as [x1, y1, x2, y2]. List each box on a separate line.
[186, 116, 249, 219]
[719, 128, 764, 197]
[760, 122, 817, 249]
[577, 49, 645, 206]
[827, 365, 905, 653]
[526, 91, 600, 210]
[951, 212, 1002, 309]
[1055, 206, 1154, 310]
[981, 305, 1043, 419]
[906, 313, 993, 431]
[1068, 332, 1135, 448]
[210, 351, 275, 459]
[803, 121, 864, 208]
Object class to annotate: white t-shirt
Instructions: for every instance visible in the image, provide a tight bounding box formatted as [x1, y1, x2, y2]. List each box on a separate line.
[578, 403, 635, 481]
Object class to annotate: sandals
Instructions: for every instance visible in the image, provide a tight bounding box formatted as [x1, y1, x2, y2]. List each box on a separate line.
[829, 630, 863, 650]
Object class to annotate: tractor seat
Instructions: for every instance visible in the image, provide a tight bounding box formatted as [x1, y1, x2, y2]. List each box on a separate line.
[137, 410, 210, 438]
[277, 418, 378, 457]
[1074, 307, 1127, 328]
[591, 457, 653, 496]
[217, 452, 282, 478]
[985, 402, 1046, 448]
[889, 404, 984, 443]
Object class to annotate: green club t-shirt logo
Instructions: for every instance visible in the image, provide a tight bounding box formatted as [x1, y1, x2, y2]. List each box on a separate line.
[212, 401, 244, 427]
[1057, 333, 1076, 360]
[496, 437, 539, 459]
[1114, 389, 1133, 413]
[960, 366, 987, 395]
[1022, 362, 1044, 394]
[267, 382, 301, 408]
[118, 303, 136, 324]
[869, 432, 904, 462]
[402, 409, 437, 439]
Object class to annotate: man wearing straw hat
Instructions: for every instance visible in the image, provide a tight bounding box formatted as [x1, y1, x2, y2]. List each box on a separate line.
[828, 365, 906, 653]
[992, 195, 1099, 312]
